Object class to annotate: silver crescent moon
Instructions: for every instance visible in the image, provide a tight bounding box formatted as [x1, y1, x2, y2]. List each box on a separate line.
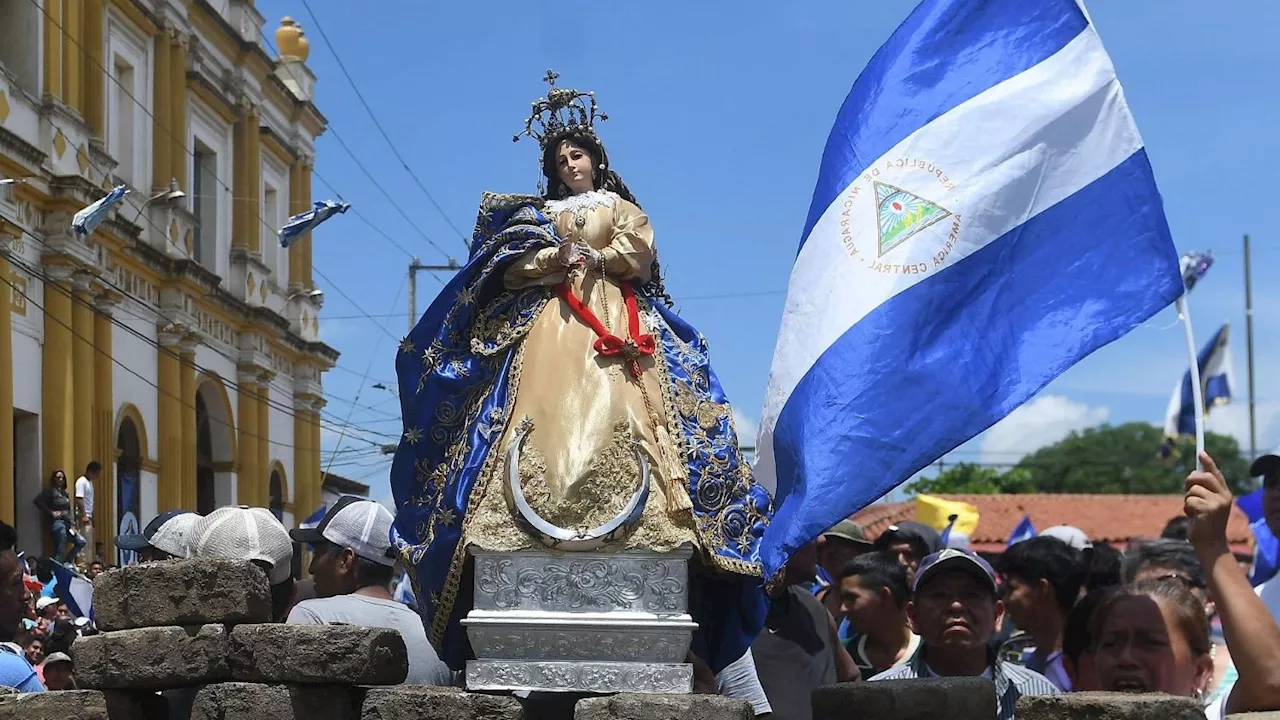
[504, 417, 649, 551]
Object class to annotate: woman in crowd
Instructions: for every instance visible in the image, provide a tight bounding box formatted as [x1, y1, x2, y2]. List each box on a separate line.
[1091, 452, 1280, 718]
[33, 470, 84, 564]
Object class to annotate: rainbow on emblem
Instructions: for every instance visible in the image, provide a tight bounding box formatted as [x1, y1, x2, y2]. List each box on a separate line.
[875, 181, 951, 257]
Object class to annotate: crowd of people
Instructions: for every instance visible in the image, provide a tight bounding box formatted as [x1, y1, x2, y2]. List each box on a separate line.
[3, 454, 1280, 720]
[728, 451, 1280, 719]
[0, 475, 451, 711]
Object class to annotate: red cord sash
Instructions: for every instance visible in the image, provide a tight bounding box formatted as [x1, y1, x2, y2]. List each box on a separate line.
[556, 280, 655, 378]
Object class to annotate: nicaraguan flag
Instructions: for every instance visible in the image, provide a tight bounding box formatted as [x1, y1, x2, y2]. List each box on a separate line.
[1008, 515, 1037, 547]
[1162, 323, 1232, 441]
[52, 561, 93, 619]
[72, 185, 129, 238]
[300, 504, 326, 530]
[754, 0, 1182, 576]
[279, 200, 349, 248]
[1237, 488, 1278, 586]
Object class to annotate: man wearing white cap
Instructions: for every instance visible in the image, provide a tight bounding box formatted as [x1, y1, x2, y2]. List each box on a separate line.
[115, 510, 200, 562]
[188, 506, 295, 622]
[288, 496, 452, 686]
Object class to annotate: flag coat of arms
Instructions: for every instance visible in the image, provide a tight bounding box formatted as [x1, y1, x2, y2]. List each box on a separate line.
[755, 0, 1183, 576]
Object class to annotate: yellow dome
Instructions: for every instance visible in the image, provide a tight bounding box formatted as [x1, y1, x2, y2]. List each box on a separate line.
[275, 16, 310, 62]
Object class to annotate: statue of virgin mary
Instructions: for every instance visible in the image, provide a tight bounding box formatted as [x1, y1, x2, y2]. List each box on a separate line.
[390, 71, 773, 673]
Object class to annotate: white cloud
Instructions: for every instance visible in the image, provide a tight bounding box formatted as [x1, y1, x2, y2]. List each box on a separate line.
[980, 395, 1111, 464]
[733, 408, 759, 447]
[1205, 400, 1280, 455]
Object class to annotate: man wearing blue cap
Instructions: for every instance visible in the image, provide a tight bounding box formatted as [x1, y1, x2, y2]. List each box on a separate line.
[871, 548, 1058, 720]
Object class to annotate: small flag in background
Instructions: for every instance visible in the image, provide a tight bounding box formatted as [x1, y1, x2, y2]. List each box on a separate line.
[1161, 323, 1233, 457]
[1008, 514, 1037, 547]
[279, 200, 349, 248]
[52, 561, 93, 619]
[300, 504, 326, 530]
[1237, 489, 1278, 586]
[753, 0, 1183, 576]
[1180, 251, 1214, 293]
[72, 185, 129, 238]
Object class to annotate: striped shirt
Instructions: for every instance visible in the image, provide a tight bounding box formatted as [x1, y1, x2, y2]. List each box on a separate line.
[870, 646, 1059, 720]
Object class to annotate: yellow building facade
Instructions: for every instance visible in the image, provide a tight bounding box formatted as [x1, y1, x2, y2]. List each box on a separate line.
[0, 0, 336, 562]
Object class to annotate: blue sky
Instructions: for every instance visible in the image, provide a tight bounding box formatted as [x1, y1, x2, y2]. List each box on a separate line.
[257, 0, 1280, 507]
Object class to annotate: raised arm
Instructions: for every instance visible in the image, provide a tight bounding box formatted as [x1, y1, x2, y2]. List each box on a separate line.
[1186, 452, 1280, 715]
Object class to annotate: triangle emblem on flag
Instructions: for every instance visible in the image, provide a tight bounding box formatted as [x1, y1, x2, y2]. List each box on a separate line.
[875, 181, 952, 257]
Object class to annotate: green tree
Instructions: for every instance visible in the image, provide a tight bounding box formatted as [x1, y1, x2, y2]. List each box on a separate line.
[904, 422, 1251, 495]
[1013, 422, 1251, 495]
[905, 463, 1034, 494]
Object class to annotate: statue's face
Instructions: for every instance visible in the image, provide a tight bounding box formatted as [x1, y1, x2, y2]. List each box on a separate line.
[556, 140, 595, 195]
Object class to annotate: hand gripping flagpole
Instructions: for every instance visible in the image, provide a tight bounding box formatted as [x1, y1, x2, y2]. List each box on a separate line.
[1178, 252, 1214, 472]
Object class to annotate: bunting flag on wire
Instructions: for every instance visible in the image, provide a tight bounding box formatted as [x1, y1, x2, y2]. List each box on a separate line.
[279, 200, 350, 248]
[72, 185, 129, 238]
[753, 0, 1183, 576]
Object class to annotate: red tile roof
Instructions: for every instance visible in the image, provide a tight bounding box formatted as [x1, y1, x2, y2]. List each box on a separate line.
[851, 494, 1255, 555]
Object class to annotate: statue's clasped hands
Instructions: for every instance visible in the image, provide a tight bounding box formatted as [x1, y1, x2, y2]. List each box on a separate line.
[557, 241, 601, 272]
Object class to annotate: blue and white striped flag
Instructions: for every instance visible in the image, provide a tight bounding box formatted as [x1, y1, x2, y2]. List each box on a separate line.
[755, 0, 1182, 576]
[52, 561, 92, 619]
[1008, 515, 1037, 547]
[72, 185, 129, 238]
[1162, 323, 1232, 442]
[279, 200, 349, 248]
[300, 504, 326, 530]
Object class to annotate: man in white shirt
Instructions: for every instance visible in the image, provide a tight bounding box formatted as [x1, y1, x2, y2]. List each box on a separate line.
[73, 462, 100, 563]
[1250, 455, 1280, 620]
[288, 497, 453, 686]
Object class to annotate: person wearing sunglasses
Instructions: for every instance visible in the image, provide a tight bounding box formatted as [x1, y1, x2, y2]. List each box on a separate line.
[1122, 538, 1233, 703]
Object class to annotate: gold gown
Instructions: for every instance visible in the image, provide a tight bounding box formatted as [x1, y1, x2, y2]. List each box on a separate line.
[464, 190, 699, 552]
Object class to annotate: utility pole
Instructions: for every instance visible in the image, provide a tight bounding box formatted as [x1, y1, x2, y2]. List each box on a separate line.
[1245, 234, 1257, 465]
[408, 256, 461, 333]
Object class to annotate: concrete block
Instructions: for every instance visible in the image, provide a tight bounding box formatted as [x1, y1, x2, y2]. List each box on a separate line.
[1018, 692, 1205, 720]
[71, 624, 230, 689]
[813, 677, 996, 720]
[228, 624, 408, 685]
[102, 690, 171, 720]
[191, 683, 360, 720]
[574, 694, 752, 720]
[93, 559, 271, 631]
[0, 690, 108, 719]
[361, 686, 525, 719]
[1228, 714, 1280, 720]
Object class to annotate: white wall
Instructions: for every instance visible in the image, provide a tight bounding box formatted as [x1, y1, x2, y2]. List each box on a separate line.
[112, 300, 158, 451]
[188, 96, 233, 277]
[105, 7, 152, 191]
[260, 154, 289, 288]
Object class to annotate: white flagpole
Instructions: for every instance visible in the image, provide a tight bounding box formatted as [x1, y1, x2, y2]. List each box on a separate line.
[1176, 295, 1205, 471]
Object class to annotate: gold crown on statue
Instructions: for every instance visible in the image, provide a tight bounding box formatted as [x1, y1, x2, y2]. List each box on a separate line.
[513, 70, 608, 149]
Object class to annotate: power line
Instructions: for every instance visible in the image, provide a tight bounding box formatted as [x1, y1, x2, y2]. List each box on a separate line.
[323, 271, 407, 476]
[2, 220, 396, 448]
[28, 0, 424, 338]
[258, 31, 459, 264]
[295, 0, 471, 248]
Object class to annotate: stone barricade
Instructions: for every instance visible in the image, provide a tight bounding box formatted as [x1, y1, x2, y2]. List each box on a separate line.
[68, 557, 409, 719]
[92, 559, 271, 631]
[1018, 692, 1210, 720]
[812, 677, 996, 720]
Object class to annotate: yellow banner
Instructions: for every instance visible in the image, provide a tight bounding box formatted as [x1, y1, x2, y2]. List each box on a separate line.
[916, 494, 979, 536]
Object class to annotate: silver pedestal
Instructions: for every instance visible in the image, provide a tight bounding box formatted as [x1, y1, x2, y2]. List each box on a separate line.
[464, 547, 696, 694]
